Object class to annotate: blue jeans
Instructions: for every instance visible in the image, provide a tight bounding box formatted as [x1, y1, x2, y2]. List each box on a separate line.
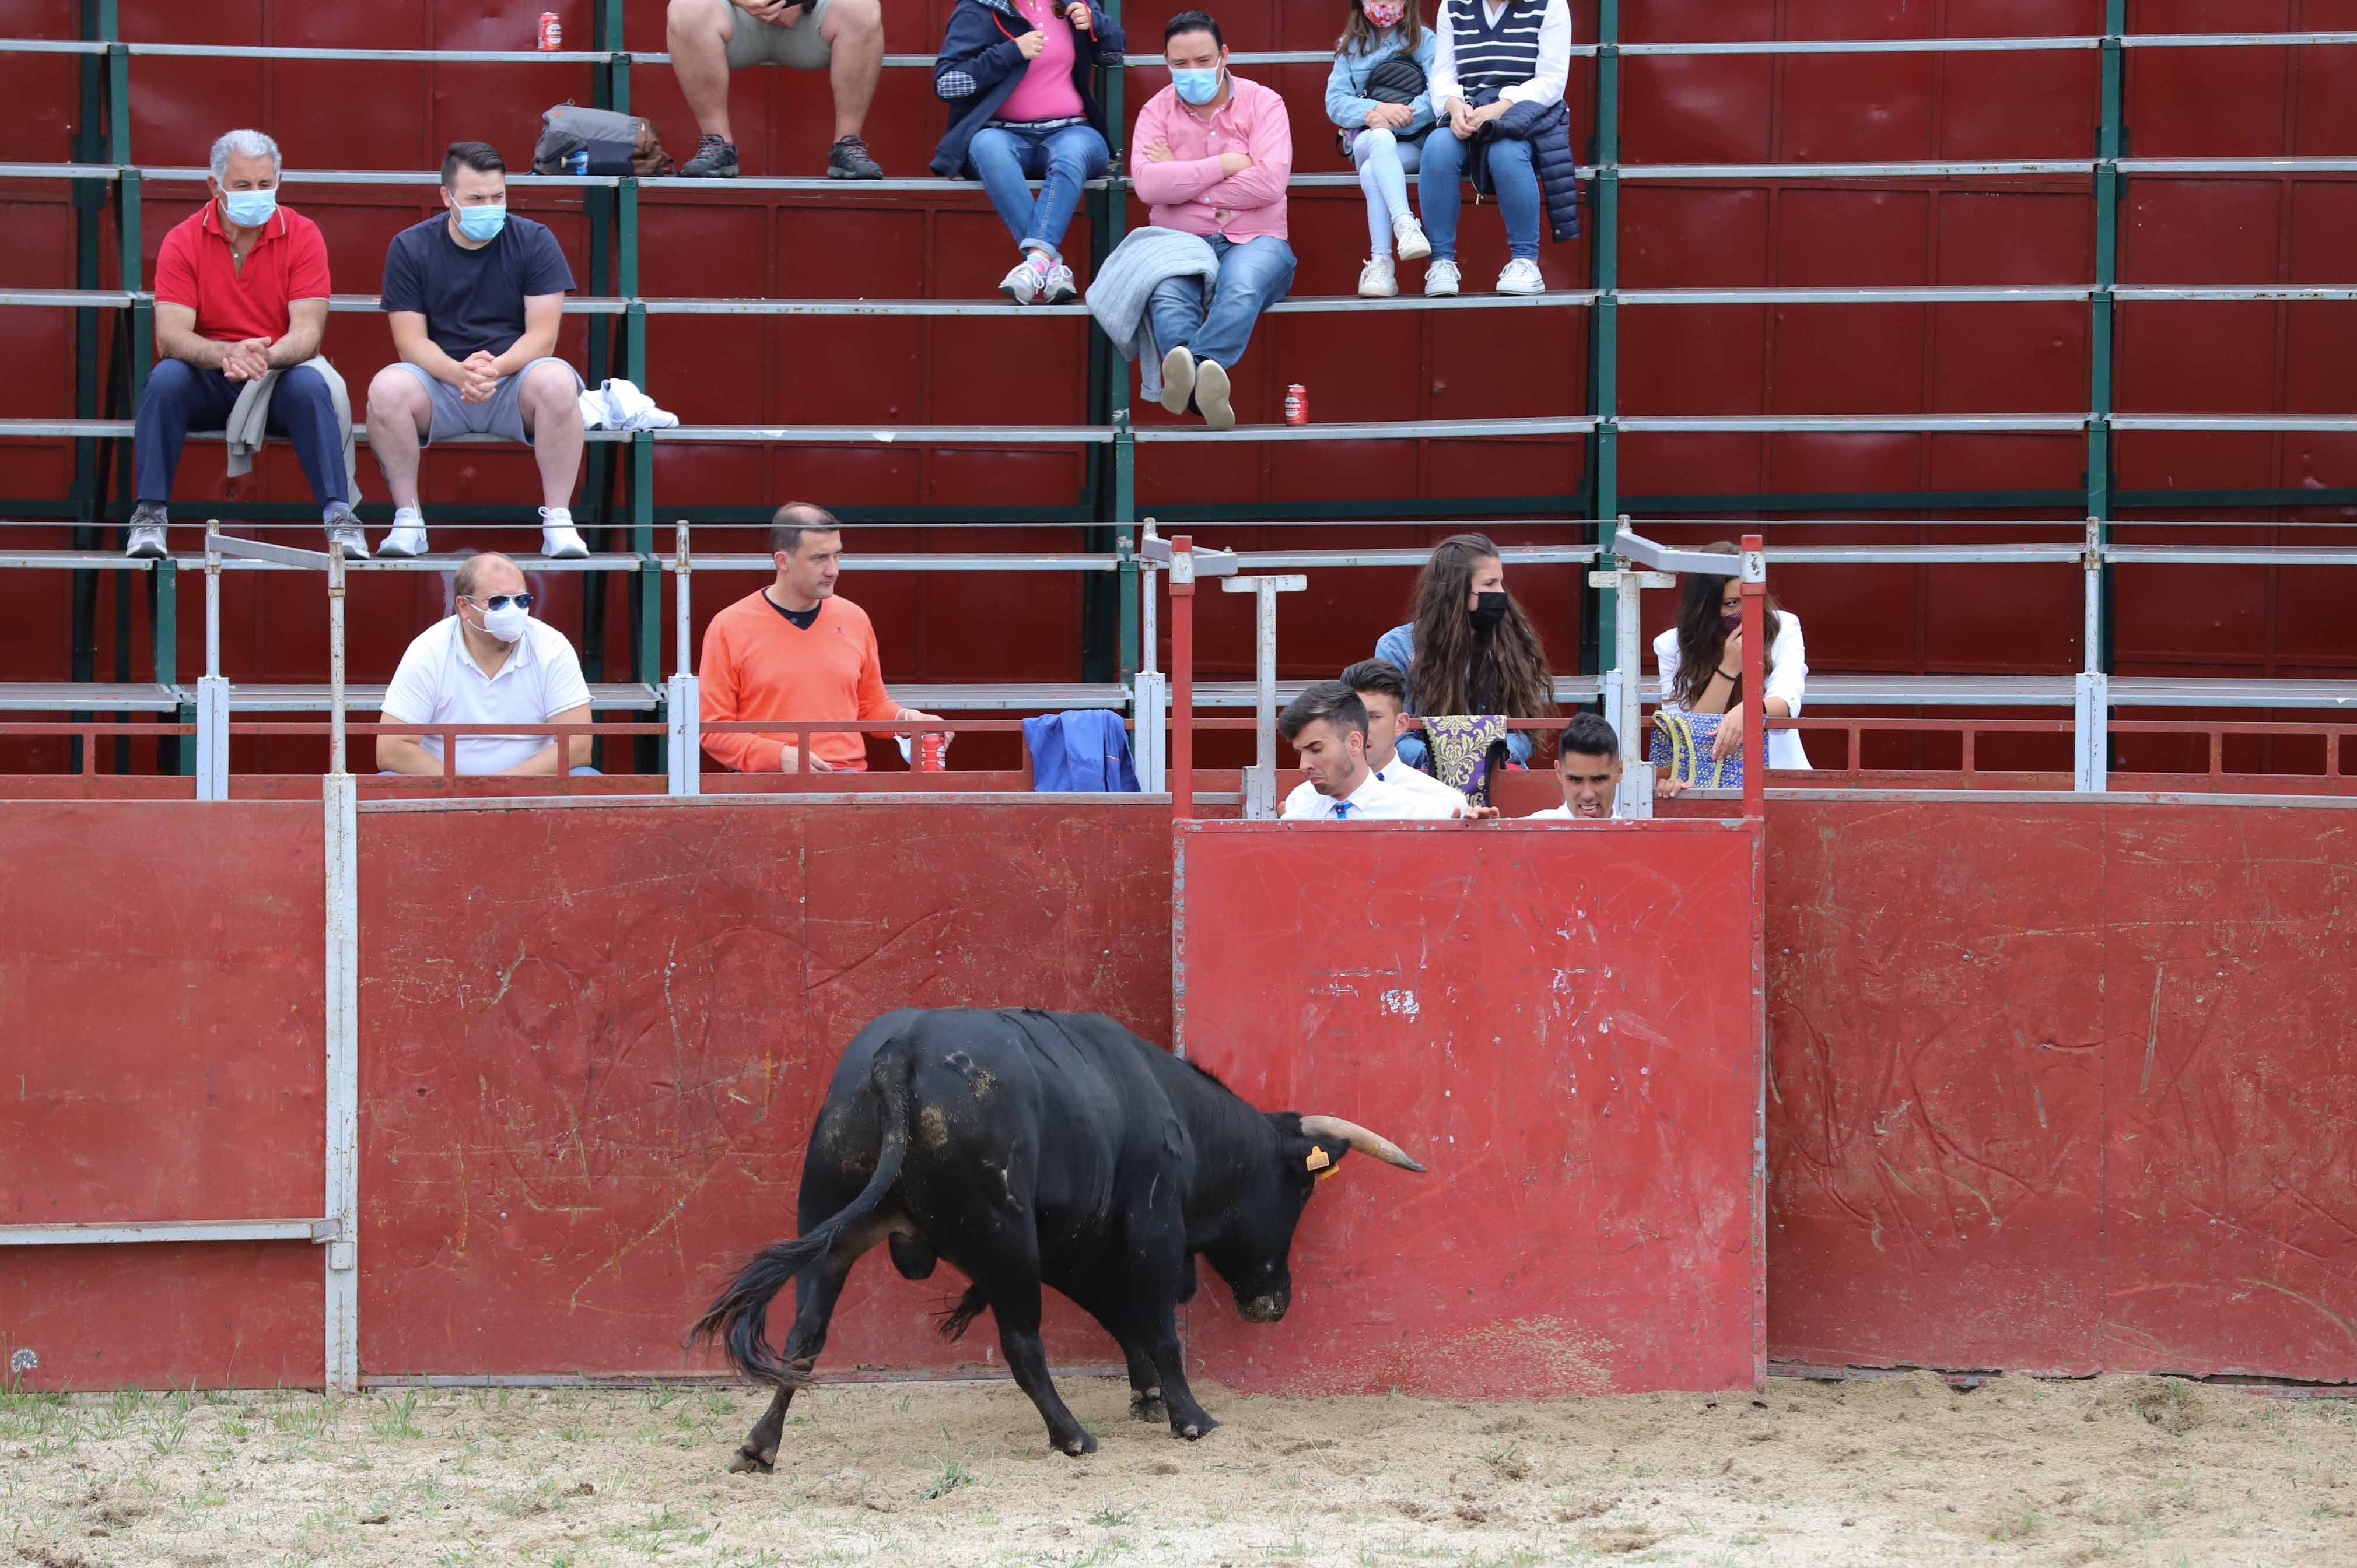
[1353, 127, 1425, 256]
[1147, 234, 1297, 373]
[967, 122, 1110, 260]
[1418, 132, 1542, 262]
[135, 358, 348, 507]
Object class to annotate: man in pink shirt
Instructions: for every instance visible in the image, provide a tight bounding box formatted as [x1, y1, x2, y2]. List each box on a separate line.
[1130, 10, 1295, 429]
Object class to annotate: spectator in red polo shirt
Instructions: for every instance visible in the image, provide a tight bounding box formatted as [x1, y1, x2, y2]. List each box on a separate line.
[124, 129, 360, 559]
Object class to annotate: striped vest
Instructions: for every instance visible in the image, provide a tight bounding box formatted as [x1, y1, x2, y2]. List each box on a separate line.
[1445, 0, 1543, 98]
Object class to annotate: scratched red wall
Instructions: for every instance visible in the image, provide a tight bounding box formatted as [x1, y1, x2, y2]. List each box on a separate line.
[0, 801, 324, 1388]
[353, 798, 1174, 1379]
[1767, 798, 2357, 1380]
[1174, 819, 1767, 1398]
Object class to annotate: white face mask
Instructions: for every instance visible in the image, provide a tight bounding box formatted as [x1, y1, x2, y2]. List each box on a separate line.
[475, 602, 530, 644]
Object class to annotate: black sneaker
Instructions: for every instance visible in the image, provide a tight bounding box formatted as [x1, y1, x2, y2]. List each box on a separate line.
[681, 134, 739, 178]
[826, 135, 882, 180]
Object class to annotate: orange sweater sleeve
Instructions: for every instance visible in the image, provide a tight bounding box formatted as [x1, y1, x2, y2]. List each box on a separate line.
[699, 611, 776, 773]
[854, 618, 897, 721]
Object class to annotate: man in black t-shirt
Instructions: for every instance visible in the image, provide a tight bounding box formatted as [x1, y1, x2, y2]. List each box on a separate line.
[366, 142, 589, 560]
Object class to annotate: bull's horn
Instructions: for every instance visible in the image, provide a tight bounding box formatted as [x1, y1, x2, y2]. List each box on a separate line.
[1299, 1116, 1428, 1174]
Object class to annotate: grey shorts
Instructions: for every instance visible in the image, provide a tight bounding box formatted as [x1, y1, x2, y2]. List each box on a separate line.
[716, 0, 836, 71]
[391, 358, 583, 448]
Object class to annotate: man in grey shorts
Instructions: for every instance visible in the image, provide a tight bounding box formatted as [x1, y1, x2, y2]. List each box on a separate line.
[366, 141, 589, 560]
[666, 0, 887, 179]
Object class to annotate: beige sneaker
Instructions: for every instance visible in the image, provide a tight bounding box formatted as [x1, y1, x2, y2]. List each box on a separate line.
[1358, 256, 1399, 298]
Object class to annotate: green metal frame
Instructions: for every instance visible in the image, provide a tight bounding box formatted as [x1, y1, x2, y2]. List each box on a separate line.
[2093, 0, 2126, 680]
[1586, 0, 1621, 676]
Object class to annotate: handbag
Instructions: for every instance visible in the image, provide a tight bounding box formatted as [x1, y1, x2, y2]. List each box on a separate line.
[1649, 710, 1745, 790]
[1422, 715, 1510, 806]
[1336, 52, 1431, 158]
[534, 103, 675, 178]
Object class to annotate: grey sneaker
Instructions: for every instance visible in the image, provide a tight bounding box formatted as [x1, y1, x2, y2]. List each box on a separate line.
[681, 135, 738, 178]
[1158, 345, 1196, 416]
[123, 503, 167, 559]
[325, 511, 371, 561]
[1194, 359, 1235, 431]
[826, 135, 882, 180]
[1041, 263, 1078, 305]
[1000, 254, 1048, 305]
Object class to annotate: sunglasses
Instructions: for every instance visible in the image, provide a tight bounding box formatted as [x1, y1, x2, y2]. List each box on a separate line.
[462, 592, 534, 612]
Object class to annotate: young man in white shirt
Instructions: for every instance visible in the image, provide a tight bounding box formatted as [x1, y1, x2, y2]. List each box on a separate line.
[377, 551, 596, 776]
[1278, 680, 1470, 821]
[1525, 711, 1620, 819]
[1280, 658, 1472, 819]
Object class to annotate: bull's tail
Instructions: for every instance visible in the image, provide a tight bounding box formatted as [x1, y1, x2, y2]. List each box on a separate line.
[688, 1036, 918, 1387]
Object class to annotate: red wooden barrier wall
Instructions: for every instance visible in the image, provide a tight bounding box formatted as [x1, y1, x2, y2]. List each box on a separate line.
[353, 797, 1174, 1380]
[0, 801, 325, 1387]
[1766, 797, 2357, 1381]
[1173, 819, 1766, 1398]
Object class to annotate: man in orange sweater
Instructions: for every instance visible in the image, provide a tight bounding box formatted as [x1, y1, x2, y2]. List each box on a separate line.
[698, 503, 937, 773]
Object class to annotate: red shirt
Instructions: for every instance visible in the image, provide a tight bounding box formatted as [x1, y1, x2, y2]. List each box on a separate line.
[152, 201, 331, 344]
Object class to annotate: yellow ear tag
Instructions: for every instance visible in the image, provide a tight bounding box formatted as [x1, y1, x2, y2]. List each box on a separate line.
[1314, 1166, 1340, 1183]
[1305, 1147, 1331, 1173]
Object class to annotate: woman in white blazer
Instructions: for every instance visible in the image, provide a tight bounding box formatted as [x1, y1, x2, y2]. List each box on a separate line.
[1653, 541, 1810, 776]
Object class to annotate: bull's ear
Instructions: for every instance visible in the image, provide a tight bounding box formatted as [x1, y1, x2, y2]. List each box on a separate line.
[1302, 1138, 1350, 1183]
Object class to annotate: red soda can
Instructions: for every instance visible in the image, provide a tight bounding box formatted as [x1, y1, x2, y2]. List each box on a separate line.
[539, 12, 562, 50]
[916, 732, 951, 773]
[1284, 383, 1308, 425]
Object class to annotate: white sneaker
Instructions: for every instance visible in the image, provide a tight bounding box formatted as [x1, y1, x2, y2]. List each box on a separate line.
[540, 507, 589, 560]
[1497, 258, 1546, 296]
[1393, 212, 1431, 262]
[378, 508, 428, 558]
[1194, 359, 1234, 431]
[1424, 259, 1461, 297]
[324, 518, 372, 561]
[1358, 256, 1398, 299]
[1041, 263, 1078, 305]
[999, 253, 1049, 305]
[1159, 345, 1196, 416]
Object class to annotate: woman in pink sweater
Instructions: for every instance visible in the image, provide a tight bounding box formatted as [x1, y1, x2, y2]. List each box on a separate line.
[931, 0, 1127, 303]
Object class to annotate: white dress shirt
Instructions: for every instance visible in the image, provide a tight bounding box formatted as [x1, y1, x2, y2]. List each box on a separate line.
[1654, 611, 1812, 773]
[380, 614, 591, 775]
[1281, 767, 1463, 820]
[1429, 0, 1573, 113]
[1283, 759, 1469, 819]
[1524, 804, 1572, 819]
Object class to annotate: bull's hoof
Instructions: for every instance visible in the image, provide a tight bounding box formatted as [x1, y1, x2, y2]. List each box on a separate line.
[727, 1445, 776, 1475]
[1172, 1413, 1218, 1441]
[1056, 1429, 1100, 1457]
[1129, 1389, 1166, 1423]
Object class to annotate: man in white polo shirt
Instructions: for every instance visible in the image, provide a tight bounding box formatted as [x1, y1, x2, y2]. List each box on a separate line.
[377, 551, 595, 776]
[1526, 712, 1622, 819]
[1279, 680, 1472, 821]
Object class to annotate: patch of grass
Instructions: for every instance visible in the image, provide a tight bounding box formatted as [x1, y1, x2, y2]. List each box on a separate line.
[369, 1389, 426, 1440]
[1086, 1507, 1133, 1527]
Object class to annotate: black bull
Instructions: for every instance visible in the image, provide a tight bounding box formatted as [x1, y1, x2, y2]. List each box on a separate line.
[689, 1006, 1424, 1464]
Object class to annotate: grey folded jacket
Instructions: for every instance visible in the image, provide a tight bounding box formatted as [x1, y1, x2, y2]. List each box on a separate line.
[1084, 226, 1220, 402]
[225, 354, 362, 504]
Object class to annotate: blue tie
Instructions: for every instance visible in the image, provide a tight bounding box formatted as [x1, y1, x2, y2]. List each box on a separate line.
[1334, 801, 1353, 819]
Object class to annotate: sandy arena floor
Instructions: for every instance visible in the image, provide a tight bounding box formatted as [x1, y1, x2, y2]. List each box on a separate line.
[4, 1371, 2355, 1566]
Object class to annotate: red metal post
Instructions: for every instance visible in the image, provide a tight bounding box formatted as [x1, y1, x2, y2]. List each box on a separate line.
[1740, 533, 1765, 820]
[1171, 536, 1195, 821]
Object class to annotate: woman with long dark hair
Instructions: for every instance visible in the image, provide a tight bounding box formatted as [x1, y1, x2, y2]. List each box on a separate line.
[1653, 540, 1810, 773]
[1373, 532, 1555, 770]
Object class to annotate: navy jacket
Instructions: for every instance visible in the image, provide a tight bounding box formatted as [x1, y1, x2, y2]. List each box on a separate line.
[1024, 711, 1140, 791]
[1470, 89, 1581, 244]
[930, 0, 1127, 179]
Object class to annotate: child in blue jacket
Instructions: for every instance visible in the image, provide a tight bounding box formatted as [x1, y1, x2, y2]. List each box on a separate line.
[1326, 0, 1437, 297]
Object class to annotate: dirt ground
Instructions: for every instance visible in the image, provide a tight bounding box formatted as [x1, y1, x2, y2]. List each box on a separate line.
[5, 1371, 2355, 1567]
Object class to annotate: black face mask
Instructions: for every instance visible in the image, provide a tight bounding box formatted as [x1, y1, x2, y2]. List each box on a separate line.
[1470, 591, 1509, 631]
[1718, 611, 1743, 635]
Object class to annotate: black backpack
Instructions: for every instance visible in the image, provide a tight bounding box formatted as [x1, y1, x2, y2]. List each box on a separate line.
[1336, 54, 1431, 159]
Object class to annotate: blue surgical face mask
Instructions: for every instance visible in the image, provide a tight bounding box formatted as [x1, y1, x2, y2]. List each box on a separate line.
[454, 204, 507, 242]
[221, 187, 276, 228]
[1171, 65, 1223, 106]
